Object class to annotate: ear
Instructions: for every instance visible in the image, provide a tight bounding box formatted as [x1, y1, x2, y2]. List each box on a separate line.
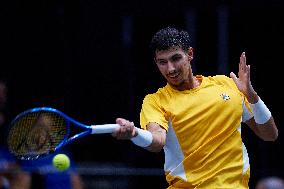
[188, 47, 194, 60]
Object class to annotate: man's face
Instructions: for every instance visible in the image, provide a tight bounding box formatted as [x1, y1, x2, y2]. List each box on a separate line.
[154, 47, 193, 88]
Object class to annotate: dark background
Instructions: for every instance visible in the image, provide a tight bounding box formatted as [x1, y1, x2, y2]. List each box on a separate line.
[1, 0, 283, 188]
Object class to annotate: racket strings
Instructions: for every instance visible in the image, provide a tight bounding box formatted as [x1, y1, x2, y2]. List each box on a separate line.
[7, 111, 67, 159]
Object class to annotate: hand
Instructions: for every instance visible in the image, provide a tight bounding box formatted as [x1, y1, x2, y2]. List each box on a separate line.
[230, 52, 258, 103]
[112, 118, 136, 140]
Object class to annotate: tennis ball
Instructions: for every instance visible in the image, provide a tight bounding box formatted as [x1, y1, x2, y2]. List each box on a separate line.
[52, 153, 70, 171]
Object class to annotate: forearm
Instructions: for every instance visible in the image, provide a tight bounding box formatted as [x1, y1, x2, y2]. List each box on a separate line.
[145, 129, 166, 152]
[256, 117, 278, 141]
[246, 96, 278, 141]
[131, 123, 166, 152]
[247, 117, 278, 141]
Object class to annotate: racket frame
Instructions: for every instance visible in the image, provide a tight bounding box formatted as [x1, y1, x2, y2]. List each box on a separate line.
[8, 107, 119, 160]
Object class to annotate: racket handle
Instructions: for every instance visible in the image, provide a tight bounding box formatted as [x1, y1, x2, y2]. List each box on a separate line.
[90, 124, 120, 134]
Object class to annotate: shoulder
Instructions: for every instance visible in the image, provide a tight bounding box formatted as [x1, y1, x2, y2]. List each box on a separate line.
[206, 75, 244, 97]
[207, 75, 236, 88]
[143, 85, 168, 102]
[209, 75, 232, 82]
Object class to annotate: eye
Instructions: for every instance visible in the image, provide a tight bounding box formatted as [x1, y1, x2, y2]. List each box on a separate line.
[171, 55, 182, 62]
[157, 60, 167, 65]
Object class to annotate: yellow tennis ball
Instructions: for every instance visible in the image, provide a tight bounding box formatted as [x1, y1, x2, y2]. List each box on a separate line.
[52, 153, 70, 171]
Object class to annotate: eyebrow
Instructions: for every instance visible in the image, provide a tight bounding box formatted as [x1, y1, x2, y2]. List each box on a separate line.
[171, 54, 182, 58]
[156, 53, 182, 61]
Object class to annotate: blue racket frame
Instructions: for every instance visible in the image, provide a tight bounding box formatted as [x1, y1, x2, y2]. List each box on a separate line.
[9, 107, 94, 158]
[9, 106, 120, 160]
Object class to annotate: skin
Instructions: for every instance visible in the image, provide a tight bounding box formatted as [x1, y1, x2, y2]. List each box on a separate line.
[112, 47, 278, 152]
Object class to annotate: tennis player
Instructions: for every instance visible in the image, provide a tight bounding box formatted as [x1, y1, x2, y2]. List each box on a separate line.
[112, 27, 278, 188]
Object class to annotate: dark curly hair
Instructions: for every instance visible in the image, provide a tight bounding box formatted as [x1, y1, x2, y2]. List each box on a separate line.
[150, 27, 191, 56]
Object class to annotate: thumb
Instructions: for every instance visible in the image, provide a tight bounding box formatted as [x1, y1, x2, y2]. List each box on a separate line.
[116, 118, 125, 125]
[230, 72, 238, 83]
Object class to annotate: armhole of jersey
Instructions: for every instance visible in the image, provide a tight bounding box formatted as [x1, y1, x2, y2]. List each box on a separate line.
[242, 98, 253, 123]
[142, 121, 168, 133]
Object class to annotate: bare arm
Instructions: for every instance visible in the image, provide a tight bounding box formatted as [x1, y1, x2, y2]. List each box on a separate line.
[245, 116, 278, 141]
[144, 122, 166, 152]
[231, 52, 278, 141]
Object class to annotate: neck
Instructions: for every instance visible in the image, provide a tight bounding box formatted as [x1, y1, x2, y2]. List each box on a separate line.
[170, 76, 200, 91]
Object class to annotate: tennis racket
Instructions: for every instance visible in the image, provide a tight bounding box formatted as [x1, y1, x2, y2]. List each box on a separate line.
[7, 107, 120, 160]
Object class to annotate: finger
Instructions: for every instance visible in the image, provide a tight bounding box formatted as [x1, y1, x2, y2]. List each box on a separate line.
[121, 124, 127, 132]
[124, 121, 135, 137]
[240, 52, 245, 71]
[239, 58, 242, 71]
[125, 121, 134, 128]
[132, 127, 137, 137]
[111, 127, 120, 138]
[116, 118, 123, 125]
[242, 52, 247, 72]
[242, 52, 246, 65]
[247, 65, 251, 80]
[126, 125, 134, 136]
[116, 128, 125, 139]
[230, 72, 238, 83]
[116, 118, 127, 126]
[125, 125, 132, 133]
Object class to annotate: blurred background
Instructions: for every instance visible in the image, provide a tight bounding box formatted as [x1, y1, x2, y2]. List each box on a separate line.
[0, 0, 283, 188]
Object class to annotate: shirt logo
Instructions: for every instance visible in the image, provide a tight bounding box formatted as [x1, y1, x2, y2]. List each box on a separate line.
[220, 93, 230, 101]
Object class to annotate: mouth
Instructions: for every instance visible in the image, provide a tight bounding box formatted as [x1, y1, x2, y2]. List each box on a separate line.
[167, 72, 180, 79]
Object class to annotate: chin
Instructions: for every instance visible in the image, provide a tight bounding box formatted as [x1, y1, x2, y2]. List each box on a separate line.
[169, 81, 182, 87]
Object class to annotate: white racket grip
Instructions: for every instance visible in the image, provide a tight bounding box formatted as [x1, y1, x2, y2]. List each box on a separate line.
[90, 124, 120, 134]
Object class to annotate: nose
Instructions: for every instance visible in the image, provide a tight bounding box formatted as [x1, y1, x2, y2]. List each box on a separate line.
[167, 62, 175, 73]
